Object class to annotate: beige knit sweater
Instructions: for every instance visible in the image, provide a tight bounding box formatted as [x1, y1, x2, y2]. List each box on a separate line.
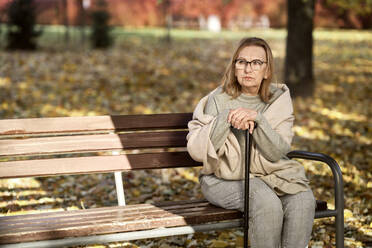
[187, 84, 310, 195]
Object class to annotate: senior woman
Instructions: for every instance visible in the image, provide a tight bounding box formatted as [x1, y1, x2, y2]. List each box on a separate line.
[187, 37, 316, 248]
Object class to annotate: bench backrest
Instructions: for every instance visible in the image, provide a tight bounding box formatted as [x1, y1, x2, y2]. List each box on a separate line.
[0, 113, 201, 179]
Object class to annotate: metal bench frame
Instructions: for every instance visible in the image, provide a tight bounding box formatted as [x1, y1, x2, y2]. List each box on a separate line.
[0, 113, 344, 248]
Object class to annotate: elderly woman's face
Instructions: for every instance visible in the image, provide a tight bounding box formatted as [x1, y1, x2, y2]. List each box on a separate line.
[234, 45, 268, 95]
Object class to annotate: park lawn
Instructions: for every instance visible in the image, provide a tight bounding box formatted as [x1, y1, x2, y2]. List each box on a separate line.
[0, 27, 371, 247]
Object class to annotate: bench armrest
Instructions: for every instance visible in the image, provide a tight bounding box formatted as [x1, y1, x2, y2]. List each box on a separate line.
[287, 150, 344, 214]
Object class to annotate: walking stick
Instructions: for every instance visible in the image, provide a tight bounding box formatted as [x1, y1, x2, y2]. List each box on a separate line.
[244, 129, 253, 248]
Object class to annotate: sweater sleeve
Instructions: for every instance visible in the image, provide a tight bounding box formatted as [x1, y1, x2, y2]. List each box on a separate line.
[253, 112, 292, 162]
[204, 95, 231, 151]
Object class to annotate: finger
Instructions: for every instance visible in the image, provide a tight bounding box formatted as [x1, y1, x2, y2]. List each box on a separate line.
[232, 117, 241, 128]
[233, 115, 246, 130]
[236, 111, 253, 129]
[231, 122, 240, 130]
[241, 121, 249, 130]
[237, 119, 248, 130]
[232, 111, 245, 124]
[246, 122, 251, 133]
[236, 117, 247, 130]
[247, 121, 252, 131]
[228, 109, 239, 123]
[249, 121, 254, 134]
[234, 109, 250, 122]
[229, 109, 243, 124]
[240, 115, 252, 123]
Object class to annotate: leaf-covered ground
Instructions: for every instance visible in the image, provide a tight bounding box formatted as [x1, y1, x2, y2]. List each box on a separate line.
[0, 29, 371, 247]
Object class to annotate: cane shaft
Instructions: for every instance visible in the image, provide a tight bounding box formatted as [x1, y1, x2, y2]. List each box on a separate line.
[244, 130, 253, 248]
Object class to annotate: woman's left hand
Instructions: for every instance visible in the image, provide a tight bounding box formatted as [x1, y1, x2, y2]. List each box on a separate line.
[228, 108, 257, 133]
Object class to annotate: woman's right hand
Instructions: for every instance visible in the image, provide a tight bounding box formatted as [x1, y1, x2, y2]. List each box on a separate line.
[228, 108, 256, 133]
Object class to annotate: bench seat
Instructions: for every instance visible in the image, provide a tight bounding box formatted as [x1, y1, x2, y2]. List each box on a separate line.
[0, 199, 240, 245]
[0, 199, 328, 245]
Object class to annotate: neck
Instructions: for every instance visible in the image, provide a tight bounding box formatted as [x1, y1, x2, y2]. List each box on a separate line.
[242, 86, 259, 96]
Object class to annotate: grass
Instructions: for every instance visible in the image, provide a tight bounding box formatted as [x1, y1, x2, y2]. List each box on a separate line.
[1, 24, 371, 50]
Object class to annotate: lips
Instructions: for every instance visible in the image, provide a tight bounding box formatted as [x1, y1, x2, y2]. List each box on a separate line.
[243, 76, 254, 80]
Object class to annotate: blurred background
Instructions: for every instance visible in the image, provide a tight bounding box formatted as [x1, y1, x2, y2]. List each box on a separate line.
[0, 0, 371, 247]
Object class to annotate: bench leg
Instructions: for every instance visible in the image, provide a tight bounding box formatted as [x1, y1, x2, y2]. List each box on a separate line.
[114, 171, 126, 206]
[335, 210, 344, 248]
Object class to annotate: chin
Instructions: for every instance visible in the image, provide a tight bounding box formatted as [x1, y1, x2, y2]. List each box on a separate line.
[239, 82, 260, 94]
[241, 82, 259, 89]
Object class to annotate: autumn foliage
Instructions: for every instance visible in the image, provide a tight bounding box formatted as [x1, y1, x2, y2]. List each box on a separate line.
[0, 28, 371, 247]
[0, 0, 370, 29]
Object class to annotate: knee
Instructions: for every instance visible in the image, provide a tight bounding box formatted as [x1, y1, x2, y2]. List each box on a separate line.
[284, 190, 316, 213]
[251, 190, 283, 220]
[282, 190, 316, 222]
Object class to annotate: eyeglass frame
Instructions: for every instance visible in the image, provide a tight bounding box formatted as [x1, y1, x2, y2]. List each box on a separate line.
[234, 58, 267, 71]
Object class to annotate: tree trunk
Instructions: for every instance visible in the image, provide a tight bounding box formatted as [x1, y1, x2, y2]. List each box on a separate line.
[285, 0, 315, 97]
[359, 14, 372, 29]
[77, 0, 85, 45]
[162, 0, 172, 42]
[62, 0, 70, 44]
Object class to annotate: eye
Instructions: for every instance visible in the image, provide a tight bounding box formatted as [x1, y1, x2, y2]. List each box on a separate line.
[252, 60, 263, 66]
[237, 59, 246, 64]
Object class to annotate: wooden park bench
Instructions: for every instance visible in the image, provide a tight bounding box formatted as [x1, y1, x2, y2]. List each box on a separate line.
[0, 113, 344, 248]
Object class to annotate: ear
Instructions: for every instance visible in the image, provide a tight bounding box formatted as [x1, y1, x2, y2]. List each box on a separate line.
[263, 67, 269, 79]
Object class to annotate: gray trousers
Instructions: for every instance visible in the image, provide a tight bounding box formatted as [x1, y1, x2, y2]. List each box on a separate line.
[200, 175, 316, 248]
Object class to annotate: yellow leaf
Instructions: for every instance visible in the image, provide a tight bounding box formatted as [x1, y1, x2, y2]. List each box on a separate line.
[132, 189, 141, 197]
[1, 102, 8, 110]
[67, 206, 79, 211]
[218, 232, 230, 240]
[367, 181, 372, 189]
[344, 209, 353, 219]
[235, 236, 244, 247]
[0, 77, 11, 87]
[134, 105, 153, 114]
[209, 240, 229, 248]
[160, 68, 170, 76]
[17, 82, 28, 90]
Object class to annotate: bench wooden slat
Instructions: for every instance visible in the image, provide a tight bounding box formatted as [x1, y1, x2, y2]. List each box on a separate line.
[0, 113, 192, 135]
[0, 199, 327, 227]
[2, 209, 178, 232]
[1, 205, 224, 233]
[0, 131, 188, 156]
[0, 201, 242, 244]
[1, 206, 156, 227]
[0, 152, 201, 179]
[0, 200, 209, 224]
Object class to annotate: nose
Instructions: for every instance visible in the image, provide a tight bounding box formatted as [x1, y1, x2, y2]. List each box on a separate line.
[244, 62, 253, 73]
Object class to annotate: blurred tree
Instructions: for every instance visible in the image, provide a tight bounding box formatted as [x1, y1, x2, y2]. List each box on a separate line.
[157, 0, 172, 42]
[285, 0, 315, 97]
[0, 9, 2, 39]
[90, 0, 112, 48]
[77, 0, 86, 44]
[61, 0, 70, 44]
[6, 0, 42, 50]
[321, 0, 372, 29]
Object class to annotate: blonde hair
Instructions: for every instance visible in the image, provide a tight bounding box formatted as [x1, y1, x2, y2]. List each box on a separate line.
[221, 37, 274, 103]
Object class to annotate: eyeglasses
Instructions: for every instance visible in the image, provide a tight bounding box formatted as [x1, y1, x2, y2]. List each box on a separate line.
[235, 59, 267, 71]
